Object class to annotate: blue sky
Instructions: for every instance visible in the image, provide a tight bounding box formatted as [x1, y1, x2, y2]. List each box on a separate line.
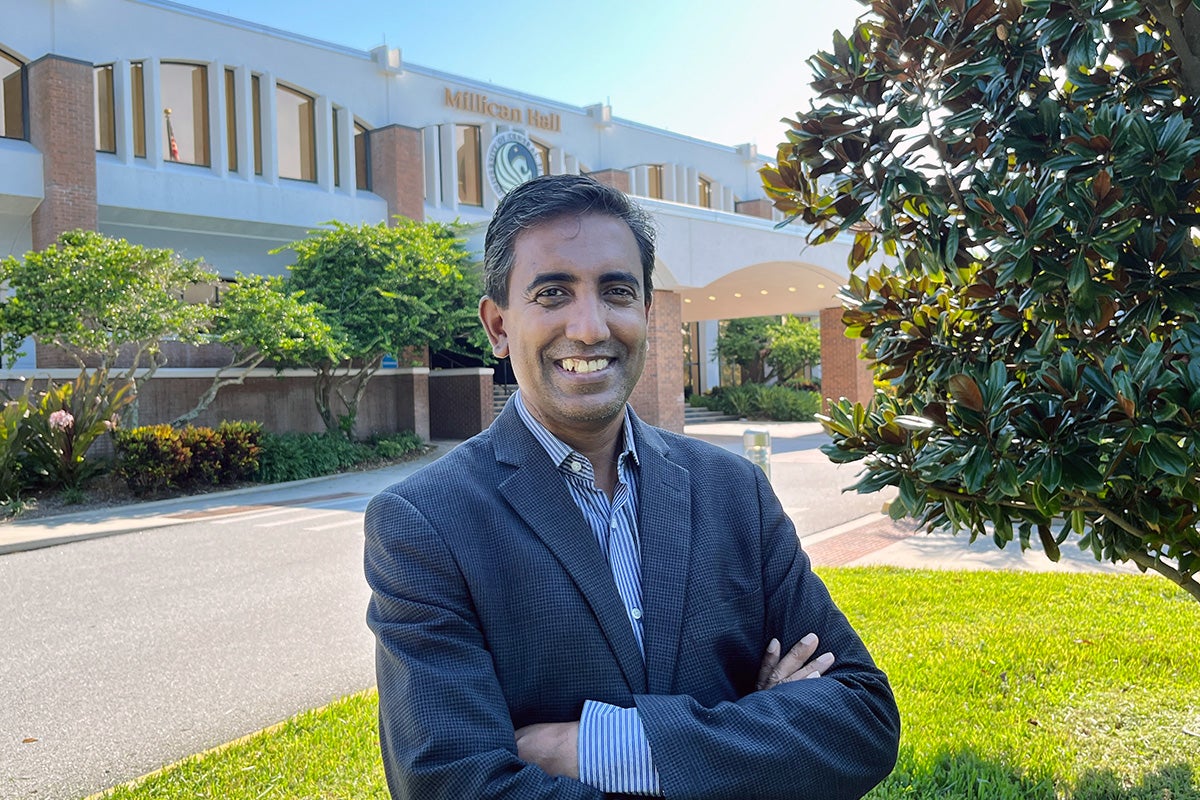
[179, 0, 866, 152]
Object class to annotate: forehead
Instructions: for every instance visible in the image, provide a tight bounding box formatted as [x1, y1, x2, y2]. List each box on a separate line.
[511, 213, 640, 276]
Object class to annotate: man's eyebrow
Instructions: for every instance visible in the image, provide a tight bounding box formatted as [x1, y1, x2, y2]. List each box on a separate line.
[524, 272, 577, 294]
[599, 270, 642, 288]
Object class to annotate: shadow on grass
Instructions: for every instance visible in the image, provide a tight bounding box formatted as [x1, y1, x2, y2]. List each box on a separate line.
[1073, 763, 1198, 800]
[872, 749, 1198, 800]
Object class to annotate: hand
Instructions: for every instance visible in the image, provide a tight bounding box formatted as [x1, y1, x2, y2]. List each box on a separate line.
[755, 633, 835, 691]
[514, 721, 580, 779]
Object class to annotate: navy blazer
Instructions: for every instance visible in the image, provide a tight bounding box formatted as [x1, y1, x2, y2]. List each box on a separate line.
[364, 403, 899, 799]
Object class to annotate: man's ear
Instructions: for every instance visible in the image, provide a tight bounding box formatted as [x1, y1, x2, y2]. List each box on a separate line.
[478, 295, 510, 359]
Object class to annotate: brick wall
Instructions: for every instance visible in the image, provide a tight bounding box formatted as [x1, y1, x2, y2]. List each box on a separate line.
[629, 289, 684, 433]
[428, 368, 493, 439]
[819, 306, 876, 411]
[26, 55, 98, 250]
[368, 124, 425, 223]
[586, 169, 632, 194]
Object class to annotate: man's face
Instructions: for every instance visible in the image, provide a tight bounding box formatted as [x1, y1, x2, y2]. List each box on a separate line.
[479, 213, 649, 444]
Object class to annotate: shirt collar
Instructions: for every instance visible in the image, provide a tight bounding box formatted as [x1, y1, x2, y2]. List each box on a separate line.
[512, 389, 640, 472]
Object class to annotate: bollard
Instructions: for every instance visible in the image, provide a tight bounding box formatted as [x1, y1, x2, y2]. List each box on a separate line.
[742, 428, 771, 481]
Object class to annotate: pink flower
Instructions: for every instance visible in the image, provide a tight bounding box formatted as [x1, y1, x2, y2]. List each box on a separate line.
[48, 409, 74, 432]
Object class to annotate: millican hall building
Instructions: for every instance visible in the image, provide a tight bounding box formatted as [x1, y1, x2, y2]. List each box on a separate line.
[0, 0, 872, 439]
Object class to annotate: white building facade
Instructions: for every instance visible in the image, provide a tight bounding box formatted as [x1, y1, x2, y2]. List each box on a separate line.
[0, 0, 870, 436]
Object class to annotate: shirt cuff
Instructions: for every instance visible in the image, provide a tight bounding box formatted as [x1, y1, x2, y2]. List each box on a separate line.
[577, 700, 663, 796]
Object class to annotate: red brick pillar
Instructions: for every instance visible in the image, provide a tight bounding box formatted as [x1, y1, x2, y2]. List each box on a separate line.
[819, 307, 876, 412]
[630, 289, 684, 433]
[586, 168, 631, 194]
[368, 124, 425, 223]
[26, 55, 98, 250]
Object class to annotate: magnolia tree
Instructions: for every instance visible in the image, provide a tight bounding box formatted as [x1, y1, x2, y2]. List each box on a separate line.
[279, 219, 482, 438]
[762, 0, 1200, 601]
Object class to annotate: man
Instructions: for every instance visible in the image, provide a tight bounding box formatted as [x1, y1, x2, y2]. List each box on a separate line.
[364, 174, 900, 799]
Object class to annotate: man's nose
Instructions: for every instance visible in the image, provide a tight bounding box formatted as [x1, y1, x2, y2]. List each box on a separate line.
[564, 295, 610, 344]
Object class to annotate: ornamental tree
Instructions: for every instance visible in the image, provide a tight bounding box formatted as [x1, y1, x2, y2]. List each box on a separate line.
[716, 316, 822, 386]
[762, 0, 1200, 601]
[0, 230, 214, 423]
[278, 219, 482, 438]
[170, 274, 343, 426]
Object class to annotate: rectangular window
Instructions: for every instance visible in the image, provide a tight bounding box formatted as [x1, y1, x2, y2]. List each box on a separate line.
[456, 124, 482, 206]
[647, 164, 664, 199]
[532, 139, 550, 177]
[332, 107, 343, 187]
[251, 75, 263, 175]
[161, 61, 210, 166]
[131, 62, 146, 157]
[1, 50, 25, 141]
[698, 175, 713, 208]
[94, 65, 116, 153]
[224, 68, 237, 172]
[354, 122, 369, 190]
[276, 84, 315, 182]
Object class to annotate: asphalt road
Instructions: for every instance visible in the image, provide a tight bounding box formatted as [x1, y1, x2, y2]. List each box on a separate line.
[1, 495, 376, 800]
[0, 423, 888, 799]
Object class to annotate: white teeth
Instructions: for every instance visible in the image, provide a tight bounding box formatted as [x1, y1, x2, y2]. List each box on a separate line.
[561, 358, 609, 374]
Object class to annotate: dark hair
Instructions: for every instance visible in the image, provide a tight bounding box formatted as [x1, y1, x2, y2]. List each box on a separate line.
[482, 174, 656, 307]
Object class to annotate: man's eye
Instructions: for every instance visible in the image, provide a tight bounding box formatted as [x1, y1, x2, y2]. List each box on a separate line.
[535, 288, 567, 302]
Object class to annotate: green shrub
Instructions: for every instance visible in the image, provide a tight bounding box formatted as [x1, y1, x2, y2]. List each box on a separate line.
[180, 426, 224, 486]
[1, 392, 32, 502]
[720, 384, 763, 418]
[369, 431, 423, 460]
[255, 432, 374, 484]
[687, 393, 720, 410]
[756, 385, 822, 421]
[215, 420, 263, 483]
[114, 425, 191, 496]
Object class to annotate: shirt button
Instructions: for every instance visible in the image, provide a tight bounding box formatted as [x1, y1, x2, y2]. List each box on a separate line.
[631, 608, 643, 620]
[570, 461, 582, 473]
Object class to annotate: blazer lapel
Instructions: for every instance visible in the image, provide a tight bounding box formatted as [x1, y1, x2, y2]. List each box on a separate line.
[492, 404, 648, 694]
[630, 413, 693, 695]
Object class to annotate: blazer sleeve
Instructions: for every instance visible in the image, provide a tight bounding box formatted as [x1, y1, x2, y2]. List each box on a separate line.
[632, 463, 901, 800]
[364, 488, 604, 800]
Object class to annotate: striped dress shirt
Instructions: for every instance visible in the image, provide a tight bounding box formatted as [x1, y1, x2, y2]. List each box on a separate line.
[513, 392, 663, 795]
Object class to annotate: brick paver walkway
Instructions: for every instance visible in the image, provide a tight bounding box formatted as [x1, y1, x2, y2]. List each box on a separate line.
[805, 517, 921, 567]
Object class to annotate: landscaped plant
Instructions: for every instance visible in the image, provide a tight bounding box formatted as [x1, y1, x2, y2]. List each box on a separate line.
[114, 424, 192, 496]
[22, 370, 133, 490]
[0, 230, 214, 425]
[761, 0, 1200, 601]
[0, 390, 31, 503]
[715, 315, 822, 386]
[277, 219, 482, 438]
[171, 275, 342, 426]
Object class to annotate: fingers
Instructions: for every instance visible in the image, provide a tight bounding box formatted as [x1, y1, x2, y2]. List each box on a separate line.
[756, 633, 837, 690]
[755, 638, 781, 691]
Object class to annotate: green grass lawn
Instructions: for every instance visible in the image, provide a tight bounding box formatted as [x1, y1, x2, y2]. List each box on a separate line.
[98, 568, 1200, 800]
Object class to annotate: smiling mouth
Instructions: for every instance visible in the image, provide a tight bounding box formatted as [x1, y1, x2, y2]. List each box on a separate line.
[559, 357, 612, 374]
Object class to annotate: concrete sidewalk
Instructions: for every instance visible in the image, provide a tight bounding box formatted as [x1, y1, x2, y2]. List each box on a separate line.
[0, 423, 1142, 577]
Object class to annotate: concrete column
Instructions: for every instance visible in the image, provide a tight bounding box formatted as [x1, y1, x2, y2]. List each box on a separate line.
[26, 55, 97, 250]
[262, 72, 279, 184]
[422, 124, 440, 206]
[145, 57, 164, 167]
[438, 123, 458, 212]
[629, 289, 684, 433]
[210, 61, 230, 178]
[698, 320, 720, 393]
[368, 123, 425, 222]
[819, 306, 875, 412]
[113, 59, 135, 164]
[314, 94, 334, 192]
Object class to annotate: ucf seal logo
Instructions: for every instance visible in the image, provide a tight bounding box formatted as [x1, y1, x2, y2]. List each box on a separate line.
[486, 131, 543, 197]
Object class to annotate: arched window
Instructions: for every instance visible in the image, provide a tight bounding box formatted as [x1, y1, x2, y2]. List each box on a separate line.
[0, 47, 25, 140]
[276, 83, 316, 182]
